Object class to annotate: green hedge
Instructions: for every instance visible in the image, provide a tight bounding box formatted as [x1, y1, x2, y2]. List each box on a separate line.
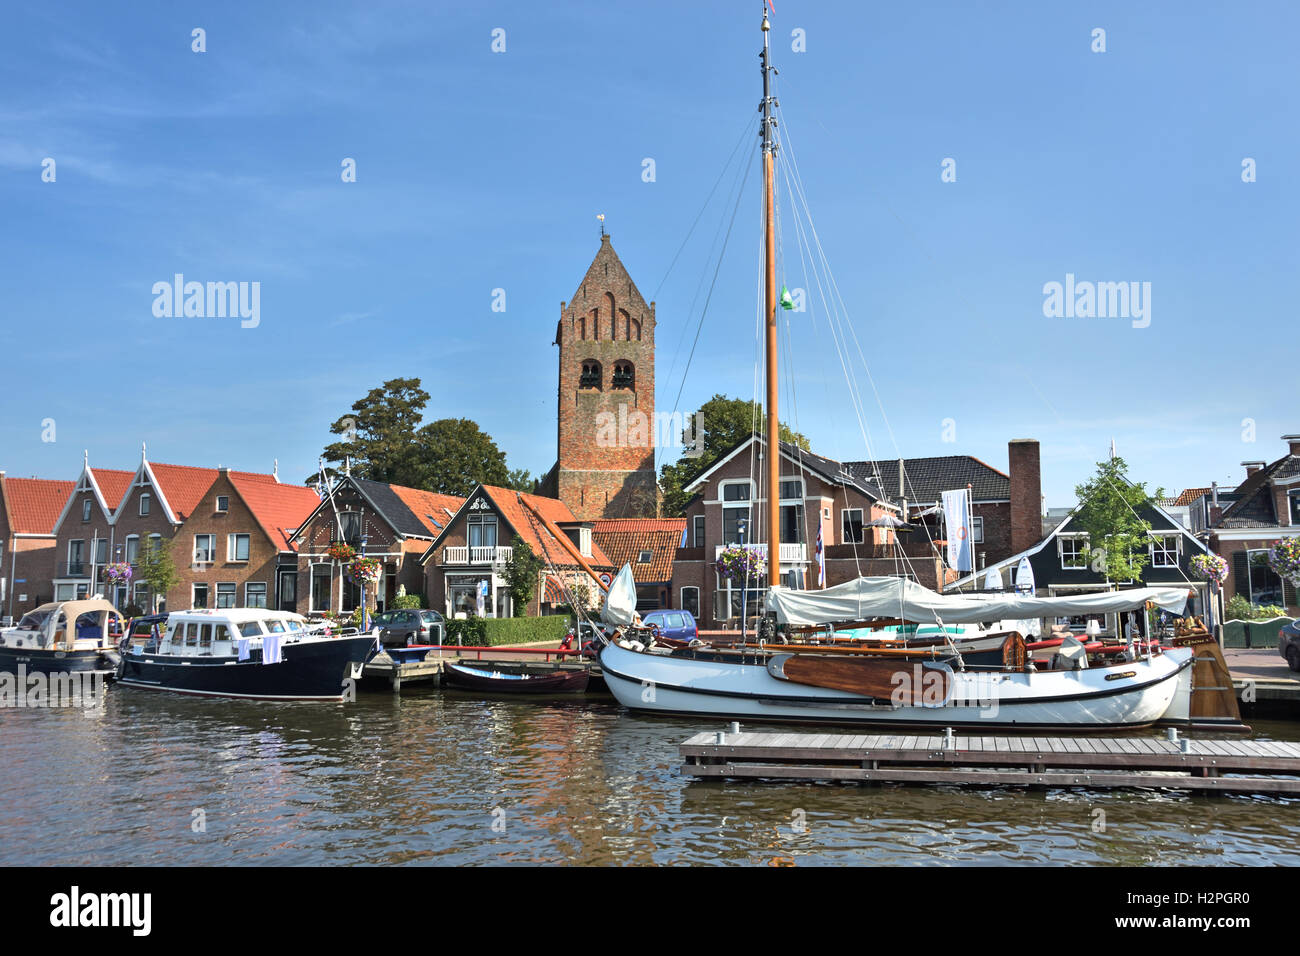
[443, 615, 571, 647]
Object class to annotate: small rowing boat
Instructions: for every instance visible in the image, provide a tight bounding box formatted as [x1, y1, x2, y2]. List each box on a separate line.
[443, 661, 590, 694]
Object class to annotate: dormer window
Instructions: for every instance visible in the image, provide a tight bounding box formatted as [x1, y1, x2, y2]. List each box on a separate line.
[638, 549, 652, 563]
[216, 495, 229, 513]
[612, 362, 634, 389]
[579, 360, 601, 390]
[139, 493, 151, 516]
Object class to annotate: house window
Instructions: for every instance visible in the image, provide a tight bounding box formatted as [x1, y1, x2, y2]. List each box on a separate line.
[721, 481, 752, 545]
[194, 534, 216, 564]
[82, 498, 92, 522]
[133, 582, 151, 611]
[713, 574, 765, 622]
[93, 538, 108, 565]
[779, 479, 803, 500]
[310, 565, 332, 613]
[722, 481, 751, 502]
[611, 362, 634, 389]
[1291, 492, 1300, 525]
[681, 586, 699, 617]
[216, 583, 236, 608]
[842, 509, 865, 544]
[193, 583, 210, 608]
[780, 502, 805, 544]
[216, 495, 229, 513]
[1059, 535, 1089, 570]
[1150, 535, 1180, 568]
[579, 360, 601, 389]
[227, 534, 250, 562]
[693, 514, 705, 548]
[245, 582, 268, 608]
[971, 516, 984, 544]
[338, 512, 362, 546]
[638, 550, 653, 563]
[67, 540, 85, 574]
[1246, 549, 1283, 606]
[125, 535, 140, 565]
[139, 493, 151, 516]
[467, 513, 498, 549]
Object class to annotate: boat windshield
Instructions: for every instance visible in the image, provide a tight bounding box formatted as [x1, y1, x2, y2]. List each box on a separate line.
[265, 619, 287, 633]
[239, 621, 264, 637]
[75, 612, 104, 640]
[15, 609, 52, 631]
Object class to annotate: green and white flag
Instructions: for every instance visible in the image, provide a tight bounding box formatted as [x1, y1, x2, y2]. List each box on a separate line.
[779, 286, 794, 310]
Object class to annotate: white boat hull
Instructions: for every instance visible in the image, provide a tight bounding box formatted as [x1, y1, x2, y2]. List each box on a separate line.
[598, 642, 1195, 729]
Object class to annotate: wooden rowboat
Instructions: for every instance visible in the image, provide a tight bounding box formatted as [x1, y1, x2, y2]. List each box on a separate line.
[443, 662, 590, 694]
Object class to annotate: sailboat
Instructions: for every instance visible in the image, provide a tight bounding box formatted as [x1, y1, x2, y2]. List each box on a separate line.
[596, 11, 1205, 730]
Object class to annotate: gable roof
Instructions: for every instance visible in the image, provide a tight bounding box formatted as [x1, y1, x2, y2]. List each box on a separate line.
[592, 518, 687, 583]
[3, 477, 76, 535]
[1219, 453, 1300, 529]
[844, 455, 1010, 503]
[229, 476, 324, 551]
[478, 485, 613, 569]
[1174, 487, 1211, 507]
[139, 462, 279, 523]
[94, 469, 137, 513]
[388, 486, 467, 536]
[684, 436, 892, 504]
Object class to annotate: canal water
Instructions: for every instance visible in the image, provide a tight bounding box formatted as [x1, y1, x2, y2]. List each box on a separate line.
[2, 688, 1297, 866]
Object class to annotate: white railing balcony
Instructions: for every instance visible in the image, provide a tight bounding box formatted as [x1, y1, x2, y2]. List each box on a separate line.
[443, 545, 513, 565]
[716, 543, 807, 563]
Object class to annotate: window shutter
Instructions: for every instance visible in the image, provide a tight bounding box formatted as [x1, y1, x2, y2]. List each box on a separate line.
[1231, 551, 1249, 599]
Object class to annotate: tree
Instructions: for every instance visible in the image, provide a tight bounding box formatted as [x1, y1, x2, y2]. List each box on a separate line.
[505, 468, 536, 493]
[659, 394, 811, 516]
[408, 418, 511, 495]
[323, 377, 430, 486]
[503, 535, 543, 617]
[136, 537, 180, 612]
[1070, 456, 1163, 584]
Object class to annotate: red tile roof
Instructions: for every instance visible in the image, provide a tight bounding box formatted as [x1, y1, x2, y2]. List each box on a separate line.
[389, 486, 466, 536]
[148, 462, 278, 520]
[479, 486, 612, 569]
[229, 476, 324, 551]
[1173, 487, 1211, 507]
[92, 469, 137, 512]
[4, 477, 76, 534]
[593, 518, 687, 583]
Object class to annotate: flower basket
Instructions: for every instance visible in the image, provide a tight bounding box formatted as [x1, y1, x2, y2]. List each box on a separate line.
[1190, 553, 1228, 586]
[326, 542, 356, 563]
[1267, 538, 1300, 586]
[349, 556, 382, 588]
[715, 545, 766, 584]
[105, 562, 133, 585]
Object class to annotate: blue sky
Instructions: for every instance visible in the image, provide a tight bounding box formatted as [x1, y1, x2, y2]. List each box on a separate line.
[2, 1, 1296, 506]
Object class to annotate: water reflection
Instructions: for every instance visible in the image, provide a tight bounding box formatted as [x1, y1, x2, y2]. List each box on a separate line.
[0, 690, 1296, 866]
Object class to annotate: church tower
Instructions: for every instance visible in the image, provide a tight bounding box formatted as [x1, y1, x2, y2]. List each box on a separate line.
[549, 235, 657, 519]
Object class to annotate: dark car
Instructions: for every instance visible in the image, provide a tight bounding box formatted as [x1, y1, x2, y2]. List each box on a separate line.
[1279, 621, 1300, 671]
[640, 609, 698, 643]
[376, 609, 444, 647]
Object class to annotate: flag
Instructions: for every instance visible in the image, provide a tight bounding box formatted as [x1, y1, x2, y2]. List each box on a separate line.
[779, 286, 794, 310]
[815, 524, 825, 587]
[941, 488, 973, 573]
[766, 0, 776, 13]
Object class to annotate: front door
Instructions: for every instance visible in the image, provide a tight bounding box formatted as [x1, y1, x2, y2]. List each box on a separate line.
[277, 570, 298, 611]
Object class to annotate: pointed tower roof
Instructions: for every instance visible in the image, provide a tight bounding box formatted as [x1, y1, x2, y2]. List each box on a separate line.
[566, 235, 653, 316]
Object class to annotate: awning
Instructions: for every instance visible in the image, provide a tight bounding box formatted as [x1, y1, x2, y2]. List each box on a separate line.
[766, 575, 1190, 627]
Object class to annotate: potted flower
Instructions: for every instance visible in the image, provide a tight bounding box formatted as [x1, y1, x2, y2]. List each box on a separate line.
[349, 556, 382, 588]
[1190, 553, 1228, 586]
[104, 562, 133, 586]
[715, 545, 766, 584]
[1267, 538, 1300, 586]
[326, 542, 356, 563]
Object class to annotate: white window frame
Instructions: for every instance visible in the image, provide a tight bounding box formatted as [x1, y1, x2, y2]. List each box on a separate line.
[193, 534, 216, 565]
[841, 508, 865, 544]
[245, 581, 268, 608]
[1149, 534, 1180, 568]
[124, 534, 140, 565]
[216, 582, 237, 609]
[971, 515, 984, 544]
[227, 533, 250, 562]
[719, 478, 753, 503]
[309, 563, 332, 614]
[82, 498, 92, 521]
[216, 495, 230, 513]
[192, 582, 210, 608]
[1058, 533, 1090, 571]
[139, 492, 151, 516]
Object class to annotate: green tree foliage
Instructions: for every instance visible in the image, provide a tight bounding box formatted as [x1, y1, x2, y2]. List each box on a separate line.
[659, 394, 810, 517]
[503, 535, 543, 617]
[505, 468, 536, 492]
[1070, 456, 1163, 584]
[409, 418, 510, 495]
[136, 537, 180, 612]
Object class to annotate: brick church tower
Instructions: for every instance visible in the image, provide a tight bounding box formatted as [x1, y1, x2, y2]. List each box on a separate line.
[544, 235, 658, 519]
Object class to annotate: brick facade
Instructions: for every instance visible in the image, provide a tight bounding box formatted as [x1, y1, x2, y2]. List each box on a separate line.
[1008, 439, 1042, 556]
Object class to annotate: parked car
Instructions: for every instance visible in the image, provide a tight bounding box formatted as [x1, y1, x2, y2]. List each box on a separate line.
[1279, 621, 1300, 671]
[640, 609, 698, 643]
[375, 609, 445, 647]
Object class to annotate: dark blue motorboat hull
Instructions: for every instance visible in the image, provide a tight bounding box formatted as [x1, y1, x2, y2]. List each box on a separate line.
[117, 636, 376, 700]
[0, 644, 118, 676]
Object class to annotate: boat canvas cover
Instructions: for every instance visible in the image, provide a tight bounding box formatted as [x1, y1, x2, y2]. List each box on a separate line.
[601, 564, 639, 627]
[766, 576, 1190, 627]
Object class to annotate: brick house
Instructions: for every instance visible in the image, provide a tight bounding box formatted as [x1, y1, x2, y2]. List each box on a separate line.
[421, 485, 612, 618]
[173, 469, 321, 612]
[1206, 435, 1300, 614]
[537, 235, 659, 520]
[0, 473, 75, 622]
[49, 454, 136, 605]
[287, 475, 464, 616]
[592, 518, 686, 611]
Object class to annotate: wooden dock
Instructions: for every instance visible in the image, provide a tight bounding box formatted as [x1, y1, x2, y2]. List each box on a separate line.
[680, 729, 1300, 794]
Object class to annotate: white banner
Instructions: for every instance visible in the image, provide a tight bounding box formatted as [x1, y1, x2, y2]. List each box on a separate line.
[942, 489, 973, 572]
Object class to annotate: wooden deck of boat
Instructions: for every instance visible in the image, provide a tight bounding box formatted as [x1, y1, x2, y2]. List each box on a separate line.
[679, 729, 1300, 794]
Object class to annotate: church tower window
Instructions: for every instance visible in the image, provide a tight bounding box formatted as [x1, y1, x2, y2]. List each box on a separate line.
[611, 362, 634, 389]
[579, 360, 602, 390]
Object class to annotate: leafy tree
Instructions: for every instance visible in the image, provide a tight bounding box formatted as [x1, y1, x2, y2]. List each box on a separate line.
[503, 535, 543, 617]
[408, 418, 511, 495]
[659, 394, 810, 516]
[136, 537, 180, 612]
[1069, 457, 1163, 584]
[323, 377, 430, 485]
[505, 468, 536, 493]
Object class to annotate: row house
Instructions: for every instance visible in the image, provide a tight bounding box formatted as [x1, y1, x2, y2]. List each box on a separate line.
[0, 473, 75, 622]
[421, 485, 613, 618]
[591, 518, 687, 611]
[287, 476, 464, 616]
[1204, 435, 1300, 613]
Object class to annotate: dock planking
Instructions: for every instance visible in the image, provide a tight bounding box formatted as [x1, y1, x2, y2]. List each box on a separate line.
[680, 727, 1300, 794]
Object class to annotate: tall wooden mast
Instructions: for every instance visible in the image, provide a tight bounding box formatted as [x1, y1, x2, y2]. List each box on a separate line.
[760, 10, 780, 588]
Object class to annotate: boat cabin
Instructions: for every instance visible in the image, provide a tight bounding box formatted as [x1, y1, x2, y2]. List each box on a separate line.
[0, 599, 124, 651]
[155, 608, 312, 656]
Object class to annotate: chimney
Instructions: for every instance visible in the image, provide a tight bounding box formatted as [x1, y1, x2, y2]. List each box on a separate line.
[1284, 434, 1300, 457]
[1242, 460, 1266, 479]
[1008, 439, 1041, 556]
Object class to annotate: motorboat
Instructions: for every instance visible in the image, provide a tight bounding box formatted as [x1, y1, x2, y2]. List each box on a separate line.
[0, 599, 124, 677]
